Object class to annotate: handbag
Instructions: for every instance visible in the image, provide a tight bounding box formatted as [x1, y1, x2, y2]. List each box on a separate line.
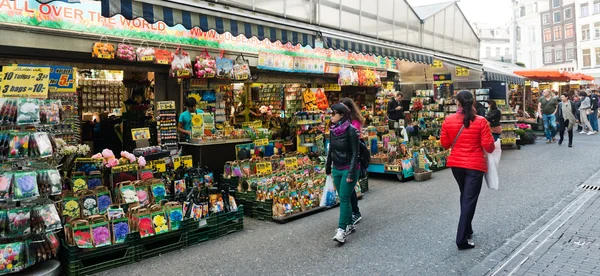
[484, 139, 502, 190]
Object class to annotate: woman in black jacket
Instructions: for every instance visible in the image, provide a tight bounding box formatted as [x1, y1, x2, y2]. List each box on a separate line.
[485, 101, 502, 141]
[557, 93, 578, 147]
[326, 103, 360, 244]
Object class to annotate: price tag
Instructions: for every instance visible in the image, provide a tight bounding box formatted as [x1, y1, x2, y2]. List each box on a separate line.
[384, 82, 394, 91]
[254, 138, 269, 147]
[141, 56, 154, 61]
[97, 53, 113, 59]
[455, 67, 470, 77]
[173, 157, 181, 170]
[284, 157, 298, 170]
[323, 84, 341, 91]
[256, 162, 272, 175]
[148, 159, 166, 173]
[0, 66, 50, 98]
[157, 101, 176, 111]
[252, 121, 262, 128]
[235, 73, 249, 80]
[431, 59, 444, 68]
[175, 70, 191, 78]
[131, 128, 151, 141]
[156, 60, 169, 65]
[181, 155, 193, 168]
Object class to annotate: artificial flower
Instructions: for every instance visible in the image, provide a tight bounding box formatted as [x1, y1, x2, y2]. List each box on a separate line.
[107, 158, 119, 168]
[138, 156, 146, 168]
[102, 149, 115, 159]
[91, 153, 103, 159]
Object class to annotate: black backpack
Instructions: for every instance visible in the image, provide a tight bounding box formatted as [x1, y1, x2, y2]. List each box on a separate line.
[358, 139, 370, 179]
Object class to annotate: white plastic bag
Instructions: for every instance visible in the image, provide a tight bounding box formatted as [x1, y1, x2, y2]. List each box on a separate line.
[484, 139, 502, 190]
[320, 175, 337, 207]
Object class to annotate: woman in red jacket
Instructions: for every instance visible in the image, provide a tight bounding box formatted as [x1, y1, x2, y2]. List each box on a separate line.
[441, 91, 495, 250]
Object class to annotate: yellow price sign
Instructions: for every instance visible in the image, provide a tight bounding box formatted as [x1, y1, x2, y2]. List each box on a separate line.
[131, 128, 151, 141]
[256, 162, 272, 175]
[384, 82, 394, 91]
[0, 66, 50, 98]
[173, 155, 193, 170]
[284, 157, 298, 170]
[323, 84, 341, 91]
[157, 101, 176, 111]
[431, 59, 444, 68]
[455, 67, 470, 77]
[252, 121, 263, 128]
[148, 159, 167, 173]
[254, 138, 269, 147]
[141, 56, 154, 61]
[175, 70, 191, 78]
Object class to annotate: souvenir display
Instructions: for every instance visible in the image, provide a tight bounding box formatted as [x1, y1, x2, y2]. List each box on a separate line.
[116, 40, 136, 61]
[170, 46, 193, 78]
[194, 50, 216, 78]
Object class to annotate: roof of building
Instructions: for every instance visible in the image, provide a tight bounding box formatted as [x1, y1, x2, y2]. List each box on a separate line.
[412, 1, 456, 20]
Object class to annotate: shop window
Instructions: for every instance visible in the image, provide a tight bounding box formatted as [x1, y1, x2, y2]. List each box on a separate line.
[554, 26, 562, 40]
[582, 3, 590, 17]
[544, 47, 553, 64]
[564, 7, 572, 20]
[583, 24, 591, 40]
[553, 0, 560, 8]
[543, 14, 550, 25]
[583, 49, 592, 67]
[555, 47, 563, 62]
[566, 44, 575, 61]
[565, 24, 574, 38]
[553, 11, 561, 23]
[544, 28, 552, 42]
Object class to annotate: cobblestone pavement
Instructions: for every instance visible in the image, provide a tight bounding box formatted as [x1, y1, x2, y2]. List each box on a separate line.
[470, 171, 600, 276]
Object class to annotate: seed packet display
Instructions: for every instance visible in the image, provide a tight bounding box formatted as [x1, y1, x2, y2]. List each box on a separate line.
[119, 183, 139, 204]
[95, 187, 112, 214]
[0, 173, 13, 199]
[150, 183, 166, 203]
[91, 220, 111, 248]
[0, 242, 27, 274]
[111, 217, 129, 244]
[37, 169, 61, 196]
[80, 193, 98, 217]
[13, 171, 39, 200]
[8, 133, 29, 159]
[7, 208, 31, 237]
[40, 100, 62, 124]
[61, 194, 81, 220]
[16, 98, 41, 125]
[29, 132, 53, 158]
[151, 211, 169, 235]
[34, 204, 61, 232]
[71, 173, 87, 193]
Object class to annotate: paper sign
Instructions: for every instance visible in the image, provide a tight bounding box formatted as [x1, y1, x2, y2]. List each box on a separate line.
[284, 157, 298, 170]
[323, 84, 341, 91]
[148, 159, 166, 173]
[173, 156, 193, 170]
[131, 128, 151, 141]
[175, 70, 191, 78]
[431, 59, 444, 68]
[157, 101, 176, 111]
[256, 162, 273, 175]
[0, 66, 50, 98]
[455, 67, 470, 77]
[254, 138, 269, 147]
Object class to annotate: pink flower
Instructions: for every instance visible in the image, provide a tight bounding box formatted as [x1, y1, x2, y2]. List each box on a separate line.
[107, 158, 119, 168]
[102, 149, 115, 159]
[120, 151, 128, 158]
[91, 153, 103, 159]
[138, 156, 146, 167]
[126, 153, 136, 163]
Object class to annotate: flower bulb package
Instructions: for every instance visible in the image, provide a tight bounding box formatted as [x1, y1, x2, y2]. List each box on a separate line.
[151, 210, 169, 235]
[61, 193, 81, 220]
[87, 172, 103, 190]
[150, 182, 166, 203]
[37, 169, 62, 196]
[33, 204, 61, 232]
[13, 171, 39, 201]
[136, 213, 154, 238]
[0, 173, 13, 199]
[71, 221, 93, 248]
[40, 100, 62, 124]
[29, 132, 53, 158]
[119, 182, 139, 204]
[116, 41, 136, 61]
[80, 191, 98, 217]
[71, 173, 87, 193]
[90, 217, 111, 247]
[0, 242, 28, 273]
[111, 218, 129, 244]
[164, 203, 183, 231]
[8, 133, 30, 159]
[6, 207, 31, 237]
[0, 99, 18, 124]
[95, 187, 112, 214]
[134, 183, 150, 207]
[16, 98, 41, 125]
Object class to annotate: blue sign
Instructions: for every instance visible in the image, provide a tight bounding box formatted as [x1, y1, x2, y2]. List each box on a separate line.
[20, 65, 76, 93]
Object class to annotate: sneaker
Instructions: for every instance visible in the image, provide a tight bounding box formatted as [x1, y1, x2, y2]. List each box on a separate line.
[580, 131, 587, 134]
[333, 228, 346, 243]
[587, 131, 594, 135]
[346, 225, 356, 235]
[351, 213, 362, 225]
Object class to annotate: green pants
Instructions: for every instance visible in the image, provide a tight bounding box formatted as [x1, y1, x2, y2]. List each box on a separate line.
[332, 168, 359, 230]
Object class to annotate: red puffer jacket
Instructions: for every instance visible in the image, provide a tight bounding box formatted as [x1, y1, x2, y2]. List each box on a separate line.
[441, 113, 495, 172]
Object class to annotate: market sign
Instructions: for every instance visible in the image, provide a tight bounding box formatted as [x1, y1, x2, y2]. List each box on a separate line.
[157, 101, 176, 111]
[455, 67, 470, 77]
[256, 162, 272, 175]
[253, 138, 269, 147]
[433, 73, 453, 85]
[147, 159, 166, 173]
[431, 60, 444, 68]
[131, 128, 151, 141]
[0, 66, 50, 98]
[173, 155, 193, 170]
[284, 157, 298, 170]
[19, 65, 76, 93]
[323, 84, 341, 91]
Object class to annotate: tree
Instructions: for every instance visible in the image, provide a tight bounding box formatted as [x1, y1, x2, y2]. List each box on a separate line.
[515, 62, 526, 68]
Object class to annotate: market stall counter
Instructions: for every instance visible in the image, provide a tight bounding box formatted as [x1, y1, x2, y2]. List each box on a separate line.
[179, 139, 252, 177]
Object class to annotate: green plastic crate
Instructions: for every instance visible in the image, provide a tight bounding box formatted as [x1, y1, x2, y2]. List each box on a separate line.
[217, 221, 244, 237]
[135, 229, 188, 261]
[60, 234, 137, 276]
[187, 225, 218, 245]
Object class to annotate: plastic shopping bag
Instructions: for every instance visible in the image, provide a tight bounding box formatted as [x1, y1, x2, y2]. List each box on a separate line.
[484, 139, 502, 190]
[320, 175, 337, 207]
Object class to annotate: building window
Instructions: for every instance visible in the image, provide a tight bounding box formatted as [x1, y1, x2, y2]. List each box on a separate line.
[583, 24, 591, 40]
[517, 26, 521, 42]
[596, 48, 600, 65]
[495, 47, 501, 57]
[505, 47, 510, 57]
[543, 14, 550, 25]
[553, 11, 561, 23]
[544, 47, 553, 64]
[530, 26, 536, 42]
[486, 47, 491, 58]
[595, 0, 600, 14]
[566, 44, 575, 61]
[543, 28, 552, 42]
[554, 26, 563, 40]
[564, 7, 572, 19]
[584, 49, 592, 67]
[582, 3, 590, 17]
[553, 0, 560, 8]
[595, 22, 600, 39]
[520, 6, 526, 17]
[555, 47, 563, 62]
[565, 24, 574, 38]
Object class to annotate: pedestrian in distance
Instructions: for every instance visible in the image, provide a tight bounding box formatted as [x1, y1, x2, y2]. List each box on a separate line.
[578, 91, 595, 135]
[485, 101, 502, 141]
[557, 93, 578, 148]
[574, 95, 583, 132]
[475, 102, 486, 117]
[537, 89, 559, 144]
[441, 91, 495, 250]
[588, 90, 599, 132]
[387, 92, 404, 137]
[326, 103, 360, 244]
[339, 97, 364, 226]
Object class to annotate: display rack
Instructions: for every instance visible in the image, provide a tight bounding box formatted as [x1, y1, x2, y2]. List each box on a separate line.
[498, 104, 520, 149]
[284, 84, 304, 116]
[476, 89, 490, 108]
[156, 101, 178, 150]
[79, 79, 123, 114]
[47, 92, 81, 144]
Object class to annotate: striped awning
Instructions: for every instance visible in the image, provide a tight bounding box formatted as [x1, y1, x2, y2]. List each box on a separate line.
[484, 70, 525, 85]
[323, 36, 433, 64]
[100, 0, 316, 47]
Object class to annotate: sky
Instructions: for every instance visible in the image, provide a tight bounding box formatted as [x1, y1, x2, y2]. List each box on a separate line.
[407, 0, 513, 27]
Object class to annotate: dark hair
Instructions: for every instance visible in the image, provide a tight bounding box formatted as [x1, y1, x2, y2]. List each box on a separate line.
[456, 90, 475, 128]
[330, 103, 352, 123]
[488, 100, 497, 110]
[396, 92, 404, 99]
[579, 91, 587, 97]
[562, 93, 569, 98]
[184, 97, 197, 108]
[339, 98, 365, 124]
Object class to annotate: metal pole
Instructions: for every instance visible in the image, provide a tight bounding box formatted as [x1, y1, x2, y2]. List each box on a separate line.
[512, 0, 518, 63]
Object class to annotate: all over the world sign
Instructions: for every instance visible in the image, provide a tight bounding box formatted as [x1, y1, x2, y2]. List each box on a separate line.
[0, 66, 50, 98]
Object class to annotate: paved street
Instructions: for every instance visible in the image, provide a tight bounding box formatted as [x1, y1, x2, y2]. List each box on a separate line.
[99, 134, 600, 276]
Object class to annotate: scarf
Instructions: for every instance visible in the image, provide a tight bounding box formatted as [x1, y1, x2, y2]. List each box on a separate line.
[331, 120, 350, 136]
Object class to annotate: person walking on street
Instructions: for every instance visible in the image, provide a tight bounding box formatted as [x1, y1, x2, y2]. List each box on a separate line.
[578, 91, 594, 135]
[588, 90, 599, 132]
[340, 98, 364, 226]
[537, 89, 559, 143]
[574, 95, 583, 132]
[441, 91, 495, 250]
[485, 101, 502, 141]
[326, 103, 360, 244]
[387, 92, 404, 136]
[557, 93, 578, 147]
